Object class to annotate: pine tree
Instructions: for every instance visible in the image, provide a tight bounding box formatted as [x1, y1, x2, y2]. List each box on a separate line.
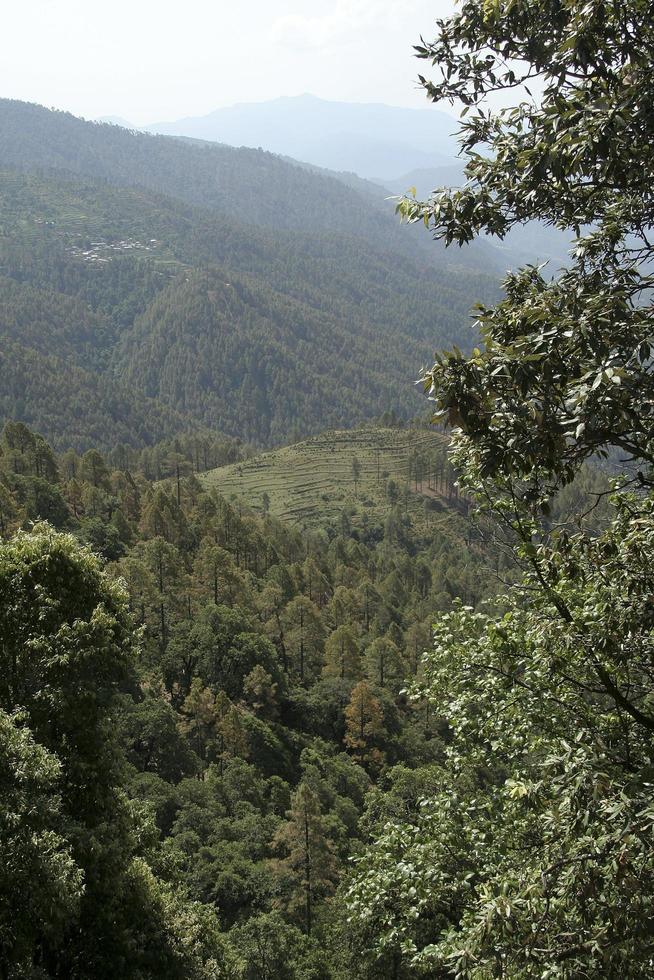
[363, 636, 404, 690]
[343, 681, 385, 765]
[351, 455, 362, 497]
[242, 664, 278, 719]
[193, 540, 242, 605]
[301, 556, 329, 606]
[271, 782, 337, 935]
[217, 703, 249, 766]
[177, 677, 218, 764]
[140, 487, 187, 545]
[79, 448, 110, 490]
[282, 595, 324, 681]
[322, 625, 361, 680]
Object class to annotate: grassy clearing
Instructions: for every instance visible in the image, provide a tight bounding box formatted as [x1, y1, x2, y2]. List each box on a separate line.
[201, 425, 457, 530]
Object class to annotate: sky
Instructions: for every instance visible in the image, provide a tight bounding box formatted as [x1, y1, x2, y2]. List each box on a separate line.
[1, 0, 457, 124]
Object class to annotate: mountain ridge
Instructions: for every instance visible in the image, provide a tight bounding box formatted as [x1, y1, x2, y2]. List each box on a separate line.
[0, 105, 497, 450]
[143, 93, 459, 180]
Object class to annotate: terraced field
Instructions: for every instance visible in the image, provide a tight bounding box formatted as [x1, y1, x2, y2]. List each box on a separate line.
[201, 426, 453, 528]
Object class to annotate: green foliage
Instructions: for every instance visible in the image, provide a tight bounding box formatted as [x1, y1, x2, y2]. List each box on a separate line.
[363, 637, 405, 692]
[0, 525, 135, 804]
[0, 709, 82, 976]
[348, 505, 654, 975]
[346, 2, 654, 977]
[230, 912, 329, 980]
[398, 0, 654, 503]
[0, 419, 503, 976]
[0, 525, 229, 978]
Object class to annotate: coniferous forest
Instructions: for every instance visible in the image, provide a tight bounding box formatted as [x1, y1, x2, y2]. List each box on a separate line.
[3, 1, 654, 978]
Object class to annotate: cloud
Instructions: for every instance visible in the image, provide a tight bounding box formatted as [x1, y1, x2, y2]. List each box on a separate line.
[270, 0, 428, 51]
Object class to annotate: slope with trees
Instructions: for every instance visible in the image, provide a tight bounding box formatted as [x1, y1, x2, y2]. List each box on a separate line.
[0, 416, 501, 977]
[0, 97, 461, 266]
[0, 148, 497, 448]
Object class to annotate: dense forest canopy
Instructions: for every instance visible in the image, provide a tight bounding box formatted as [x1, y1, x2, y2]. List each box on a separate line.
[0, 419, 500, 977]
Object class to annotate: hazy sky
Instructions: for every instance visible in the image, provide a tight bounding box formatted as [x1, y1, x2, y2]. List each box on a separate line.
[1, 0, 456, 124]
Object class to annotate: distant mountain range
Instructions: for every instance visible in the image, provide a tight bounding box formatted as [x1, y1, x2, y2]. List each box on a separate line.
[100, 95, 464, 188]
[99, 95, 461, 185]
[139, 94, 459, 182]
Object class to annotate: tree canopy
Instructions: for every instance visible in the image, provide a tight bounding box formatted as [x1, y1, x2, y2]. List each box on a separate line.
[0, 527, 230, 979]
[0, 418, 494, 978]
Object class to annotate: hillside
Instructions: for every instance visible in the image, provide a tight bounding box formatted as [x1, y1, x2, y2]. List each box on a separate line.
[112, 269, 438, 445]
[201, 426, 461, 529]
[0, 97, 467, 270]
[0, 153, 496, 449]
[0, 338, 191, 452]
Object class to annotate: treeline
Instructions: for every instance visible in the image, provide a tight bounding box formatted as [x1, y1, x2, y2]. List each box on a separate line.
[0, 419, 499, 978]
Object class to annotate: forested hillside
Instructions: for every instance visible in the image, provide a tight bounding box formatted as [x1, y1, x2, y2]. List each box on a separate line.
[0, 419, 498, 977]
[0, 139, 496, 447]
[0, 98, 458, 265]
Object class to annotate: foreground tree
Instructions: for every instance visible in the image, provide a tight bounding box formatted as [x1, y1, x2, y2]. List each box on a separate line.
[0, 526, 229, 978]
[346, 2, 654, 977]
[0, 709, 82, 976]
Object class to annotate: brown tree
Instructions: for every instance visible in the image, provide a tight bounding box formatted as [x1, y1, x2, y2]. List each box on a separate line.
[344, 681, 385, 767]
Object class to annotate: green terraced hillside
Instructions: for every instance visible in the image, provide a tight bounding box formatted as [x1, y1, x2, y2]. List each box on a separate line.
[201, 426, 462, 529]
